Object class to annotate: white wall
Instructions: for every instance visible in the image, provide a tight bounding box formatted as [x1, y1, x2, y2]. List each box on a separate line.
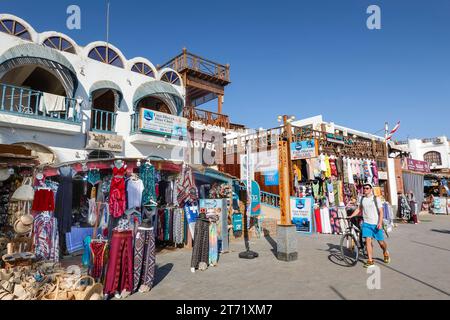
[407, 137, 449, 169]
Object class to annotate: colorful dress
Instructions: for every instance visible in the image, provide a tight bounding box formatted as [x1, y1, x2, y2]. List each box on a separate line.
[109, 166, 127, 218]
[140, 163, 156, 206]
[208, 222, 218, 266]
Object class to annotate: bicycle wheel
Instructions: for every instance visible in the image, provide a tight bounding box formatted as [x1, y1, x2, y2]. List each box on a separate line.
[340, 233, 359, 266]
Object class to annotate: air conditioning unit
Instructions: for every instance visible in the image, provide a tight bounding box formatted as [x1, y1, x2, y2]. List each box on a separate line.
[435, 138, 444, 144]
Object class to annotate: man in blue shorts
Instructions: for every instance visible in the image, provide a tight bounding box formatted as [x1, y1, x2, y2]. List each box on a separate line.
[348, 183, 391, 268]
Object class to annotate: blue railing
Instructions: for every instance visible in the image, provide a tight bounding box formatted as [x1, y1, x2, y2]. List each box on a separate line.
[0, 83, 80, 123]
[91, 109, 117, 133]
[261, 191, 280, 209]
[130, 113, 139, 134]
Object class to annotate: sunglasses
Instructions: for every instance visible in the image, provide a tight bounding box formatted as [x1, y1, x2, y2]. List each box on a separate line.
[364, 187, 372, 190]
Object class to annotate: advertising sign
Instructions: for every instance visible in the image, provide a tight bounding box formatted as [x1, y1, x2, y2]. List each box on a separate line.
[405, 158, 431, 174]
[243, 180, 261, 216]
[139, 108, 188, 138]
[326, 134, 345, 145]
[199, 199, 229, 252]
[291, 140, 317, 160]
[264, 170, 279, 186]
[290, 197, 314, 234]
[86, 132, 124, 153]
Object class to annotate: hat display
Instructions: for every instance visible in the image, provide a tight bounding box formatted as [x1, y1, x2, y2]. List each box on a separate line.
[20, 214, 34, 226]
[0, 169, 11, 182]
[14, 219, 33, 235]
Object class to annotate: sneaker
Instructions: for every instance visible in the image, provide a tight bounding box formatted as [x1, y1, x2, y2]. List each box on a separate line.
[363, 260, 375, 268]
[384, 252, 391, 264]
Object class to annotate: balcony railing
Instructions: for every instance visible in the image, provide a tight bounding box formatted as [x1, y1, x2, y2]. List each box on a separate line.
[0, 83, 80, 123]
[160, 50, 230, 82]
[91, 109, 117, 133]
[130, 113, 139, 134]
[261, 191, 280, 209]
[183, 106, 230, 129]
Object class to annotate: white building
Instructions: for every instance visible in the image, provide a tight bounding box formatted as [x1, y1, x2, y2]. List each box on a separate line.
[0, 13, 189, 165]
[396, 136, 450, 172]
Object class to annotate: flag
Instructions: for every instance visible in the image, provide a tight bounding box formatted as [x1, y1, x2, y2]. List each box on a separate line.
[386, 121, 400, 141]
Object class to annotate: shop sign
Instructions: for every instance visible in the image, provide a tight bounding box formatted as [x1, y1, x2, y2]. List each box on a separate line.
[290, 196, 314, 234]
[405, 158, 431, 174]
[139, 108, 188, 138]
[291, 140, 317, 160]
[378, 171, 388, 180]
[263, 170, 279, 186]
[184, 203, 199, 240]
[86, 132, 123, 153]
[326, 134, 345, 145]
[190, 121, 227, 134]
[232, 213, 243, 232]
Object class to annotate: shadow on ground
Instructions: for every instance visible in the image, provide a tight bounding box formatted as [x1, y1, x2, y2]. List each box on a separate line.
[153, 263, 174, 288]
[431, 229, 450, 235]
[264, 234, 278, 259]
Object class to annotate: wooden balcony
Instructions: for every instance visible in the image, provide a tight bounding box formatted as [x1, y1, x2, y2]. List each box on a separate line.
[160, 49, 230, 84]
[183, 106, 230, 130]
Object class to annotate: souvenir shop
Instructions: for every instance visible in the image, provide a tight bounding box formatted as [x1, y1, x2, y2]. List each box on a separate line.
[289, 152, 395, 235]
[0, 153, 235, 300]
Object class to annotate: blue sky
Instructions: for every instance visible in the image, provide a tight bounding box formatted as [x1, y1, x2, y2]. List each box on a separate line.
[1, 0, 449, 139]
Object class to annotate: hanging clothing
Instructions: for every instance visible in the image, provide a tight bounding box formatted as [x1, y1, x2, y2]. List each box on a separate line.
[319, 154, 327, 172]
[348, 159, 355, 184]
[329, 158, 338, 177]
[140, 163, 156, 206]
[209, 221, 218, 266]
[87, 170, 101, 186]
[320, 207, 332, 234]
[306, 159, 316, 181]
[54, 166, 75, 236]
[173, 208, 184, 245]
[329, 208, 342, 235]
[33, 212, 59, 262]
[325, 156, 332, 178]
[32, 189, 55, 212]
[191, 216, 210, 269]
[327, 182, 335, 205]
[371, 161, 379, 185]
[133, 227, 156, 293]
[90, 241, 108, 280]
[127, 178, 144, 209]
[109, 166, 127, 219]
[314, 208, 322, 233]
[335, 157, 344, 178]
[104, 230, 134, 295]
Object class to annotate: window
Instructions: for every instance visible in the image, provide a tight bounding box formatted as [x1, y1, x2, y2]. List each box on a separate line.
[43, 36, 76, 54]
[161, 71, 181, 85]
[88, 46, 124, 68]
[0, 19, 31, 40]
[424, 151, 442, 166]
[131, 62, 155, 77]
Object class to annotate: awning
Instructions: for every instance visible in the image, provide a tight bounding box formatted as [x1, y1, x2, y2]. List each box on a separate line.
[193, 167, 234, 184]
[133, 80, 184, 115]
[0, 144, 39, 168]
[12, 142, 56, 165]
[0, 43, 78, 98]
[89, 80, 123, 109]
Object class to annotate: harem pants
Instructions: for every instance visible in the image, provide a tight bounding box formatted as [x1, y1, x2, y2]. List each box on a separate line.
[133, 228, 156, 293]
[104, 230, 133, 295]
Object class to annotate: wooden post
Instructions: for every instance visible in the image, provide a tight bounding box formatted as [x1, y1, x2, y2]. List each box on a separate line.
[278, 141, 292, 226]
[283, 116, 295, 196]
[218, 95, 223, 114]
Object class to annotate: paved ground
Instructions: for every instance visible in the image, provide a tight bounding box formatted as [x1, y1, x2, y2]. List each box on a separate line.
[128, 213, 450, 300]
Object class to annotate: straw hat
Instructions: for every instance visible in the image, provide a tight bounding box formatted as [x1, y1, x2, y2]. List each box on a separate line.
[20, 215, 34, 226]
[84, 283, 103, 300]
[0, 169, 11, 182]
[14, 220, 32, 235]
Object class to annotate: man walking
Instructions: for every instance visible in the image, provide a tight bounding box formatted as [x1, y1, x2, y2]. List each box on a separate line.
[348, 183, 391, 268]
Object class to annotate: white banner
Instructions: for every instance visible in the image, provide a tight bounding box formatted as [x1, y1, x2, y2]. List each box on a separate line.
[139, 108, 188, 137]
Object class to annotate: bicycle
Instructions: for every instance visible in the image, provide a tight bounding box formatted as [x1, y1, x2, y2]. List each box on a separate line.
[339, 217, 390, 267]
[339, 217, 366, 266]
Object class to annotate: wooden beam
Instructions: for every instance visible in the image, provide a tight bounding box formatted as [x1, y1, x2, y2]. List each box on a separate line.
[186, 77, 225, 96]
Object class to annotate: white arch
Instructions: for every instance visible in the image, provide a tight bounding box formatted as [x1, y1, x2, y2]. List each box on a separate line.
[82, 41, 127, 68]
[38, 31, 80, 55]
[127, 57, 157, 78]
[158, 67, 184, 88]
[0, 13, 38, 42]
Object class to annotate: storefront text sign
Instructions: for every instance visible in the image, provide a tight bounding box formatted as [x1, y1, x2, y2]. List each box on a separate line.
[326, 134, 345, 145]
[291, 140, 318, 160]
[139, 108, 188, 138]
[86, 132, 124, 153]
[290, 196, 314, 234]
[405, 158, 431, 173]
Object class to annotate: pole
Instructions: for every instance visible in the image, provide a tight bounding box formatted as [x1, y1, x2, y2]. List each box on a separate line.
[106, 1, 110, 59]
[283, 116, 295, 196]
[384, 122, 392, 204]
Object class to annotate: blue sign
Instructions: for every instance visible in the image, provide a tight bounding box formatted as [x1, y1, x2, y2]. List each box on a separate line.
[264, 170, 279, 186]
[290, 196, 314, 234]
[232, 214, 243, 232]
[291, 140, 317, 160]
[243, 180, 262, 216]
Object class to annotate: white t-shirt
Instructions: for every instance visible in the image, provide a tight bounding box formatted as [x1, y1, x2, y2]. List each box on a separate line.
[127, 179, 144, 209]
[361, 195, 383, 225]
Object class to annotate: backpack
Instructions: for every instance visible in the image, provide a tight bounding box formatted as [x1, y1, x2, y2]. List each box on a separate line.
[359, 195, 381, 217]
